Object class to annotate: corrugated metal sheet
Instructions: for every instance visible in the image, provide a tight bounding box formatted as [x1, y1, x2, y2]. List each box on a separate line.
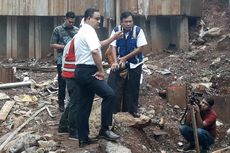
[149, 0, 181, 15]
[67, 0, 106, 16]
[181, 0, 202, 17]
[0, 0, 105, 16]
[0, 0, 201, 17]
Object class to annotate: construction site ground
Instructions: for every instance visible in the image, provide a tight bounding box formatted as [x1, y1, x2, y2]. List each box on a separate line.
[0, 0, 230, 152]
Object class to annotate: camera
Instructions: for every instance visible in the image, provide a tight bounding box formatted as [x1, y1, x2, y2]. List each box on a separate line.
[188, 92, 203, 108]
[180, 92, 203, 125]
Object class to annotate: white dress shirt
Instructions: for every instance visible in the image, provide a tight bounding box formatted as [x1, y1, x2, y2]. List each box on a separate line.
[74, 24, 102, 65]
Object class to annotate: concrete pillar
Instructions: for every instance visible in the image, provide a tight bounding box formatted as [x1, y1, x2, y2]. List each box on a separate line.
[35, 17, 41, 59]
[178, 16, 189, 51]
[139, 16, 151, 55]
[11, 17, 17, 59]
[17, 17, 29, 59]
[0, 17, 6, 56]
[6, 17, 12, 58]
[53, 17, 58, 61]
[150, 16, 158, 53]
[41, 17, 54, 58]
[29, 17, 35, 59]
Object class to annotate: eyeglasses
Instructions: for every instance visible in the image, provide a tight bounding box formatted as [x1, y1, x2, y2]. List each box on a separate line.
[123, 20, 133, 24]
[93, 17, 101, 21]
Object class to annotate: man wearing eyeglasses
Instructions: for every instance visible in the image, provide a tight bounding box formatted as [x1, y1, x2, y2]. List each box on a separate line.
[74, 8, 123, 147]
[179, 96, 217, 153]
[108, 11, 147, 118]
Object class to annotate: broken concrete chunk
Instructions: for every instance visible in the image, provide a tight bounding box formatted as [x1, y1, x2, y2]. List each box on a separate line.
[186, 50, 203, 61]
[156, 69, 171, 75]
[147, 64, 158, 70]
[38, 140, 57, 150]
[0, 93, 10, 100]
[153, 130, 168, 136]
[146, 110, 155, 119]
[100, 139, 131, 153]
[6, 134, 42, 153]
[191, 83, 212, 90]
[113, 112, 151, 129]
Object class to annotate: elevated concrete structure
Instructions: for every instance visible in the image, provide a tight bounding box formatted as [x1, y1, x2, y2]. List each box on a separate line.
[0, 0, 202, 59]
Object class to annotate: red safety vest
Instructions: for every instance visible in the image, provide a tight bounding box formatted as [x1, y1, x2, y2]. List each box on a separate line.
[62, 38, 76, 78]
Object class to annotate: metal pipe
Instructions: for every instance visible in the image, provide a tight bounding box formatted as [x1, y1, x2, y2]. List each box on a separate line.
[0, 81, 32, 89]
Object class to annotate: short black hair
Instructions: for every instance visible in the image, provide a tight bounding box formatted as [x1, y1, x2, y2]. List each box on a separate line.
[65, 12, 75, 19]
[84, 8, 99, 21]
[204, 96, 214, 107]
[120, 11, 134, 21]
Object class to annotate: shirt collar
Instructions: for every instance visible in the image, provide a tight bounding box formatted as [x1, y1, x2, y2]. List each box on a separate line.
[62, 23, 74, 29]
[82, 23, 95, 31]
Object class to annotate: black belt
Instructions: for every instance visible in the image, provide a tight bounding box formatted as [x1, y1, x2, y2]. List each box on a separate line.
[76, 64, 97, 69]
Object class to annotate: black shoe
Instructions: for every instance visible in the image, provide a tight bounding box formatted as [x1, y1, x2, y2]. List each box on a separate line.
[59, 103, 64, 112]
[98, 130, 120, 141]
[79, 138, 98, 148]
[69, 133, 79, 140]
[57, 128, 69, 135]
[129, 112, 140, 118]
[177, 143, 195, 152]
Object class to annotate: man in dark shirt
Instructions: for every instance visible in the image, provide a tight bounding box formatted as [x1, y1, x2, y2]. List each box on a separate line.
[50, 12, 79, 112]
[179, 96, 217, 153]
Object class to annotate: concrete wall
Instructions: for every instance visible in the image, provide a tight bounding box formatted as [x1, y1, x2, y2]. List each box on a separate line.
[0, 15, 190, 59]
[149, 16, 189, 54]
[0, 17, 6, 56]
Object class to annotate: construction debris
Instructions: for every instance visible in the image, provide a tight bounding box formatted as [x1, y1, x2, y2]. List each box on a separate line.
[0, 101, 15, 121]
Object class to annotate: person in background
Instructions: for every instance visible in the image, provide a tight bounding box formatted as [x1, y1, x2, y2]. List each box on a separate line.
[50, 12, 79, 112]
[179, 96, 217, 153]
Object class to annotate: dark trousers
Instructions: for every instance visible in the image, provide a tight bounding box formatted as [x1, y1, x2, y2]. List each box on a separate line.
[179, 125, 214, 149]
[108, 64, 142, 113]
[57, 64, 66, 104]
[58, 78, 78, 134]
[108, 68, 129, 113]
[75, 65, 115, 142]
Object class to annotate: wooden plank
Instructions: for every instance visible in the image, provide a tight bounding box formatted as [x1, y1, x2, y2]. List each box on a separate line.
[0, 101, 15, 121]
[191, 107, 200, 153]
[29, 17, 35, 59]
[6, 17, 12, 58]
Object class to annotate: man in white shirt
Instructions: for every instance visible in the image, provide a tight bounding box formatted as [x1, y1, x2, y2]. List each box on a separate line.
[74, 8, 123, 147]
[108, 11, 147, 118]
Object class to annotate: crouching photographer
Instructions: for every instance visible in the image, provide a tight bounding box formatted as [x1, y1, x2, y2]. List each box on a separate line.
[179, 96, 217, 153]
